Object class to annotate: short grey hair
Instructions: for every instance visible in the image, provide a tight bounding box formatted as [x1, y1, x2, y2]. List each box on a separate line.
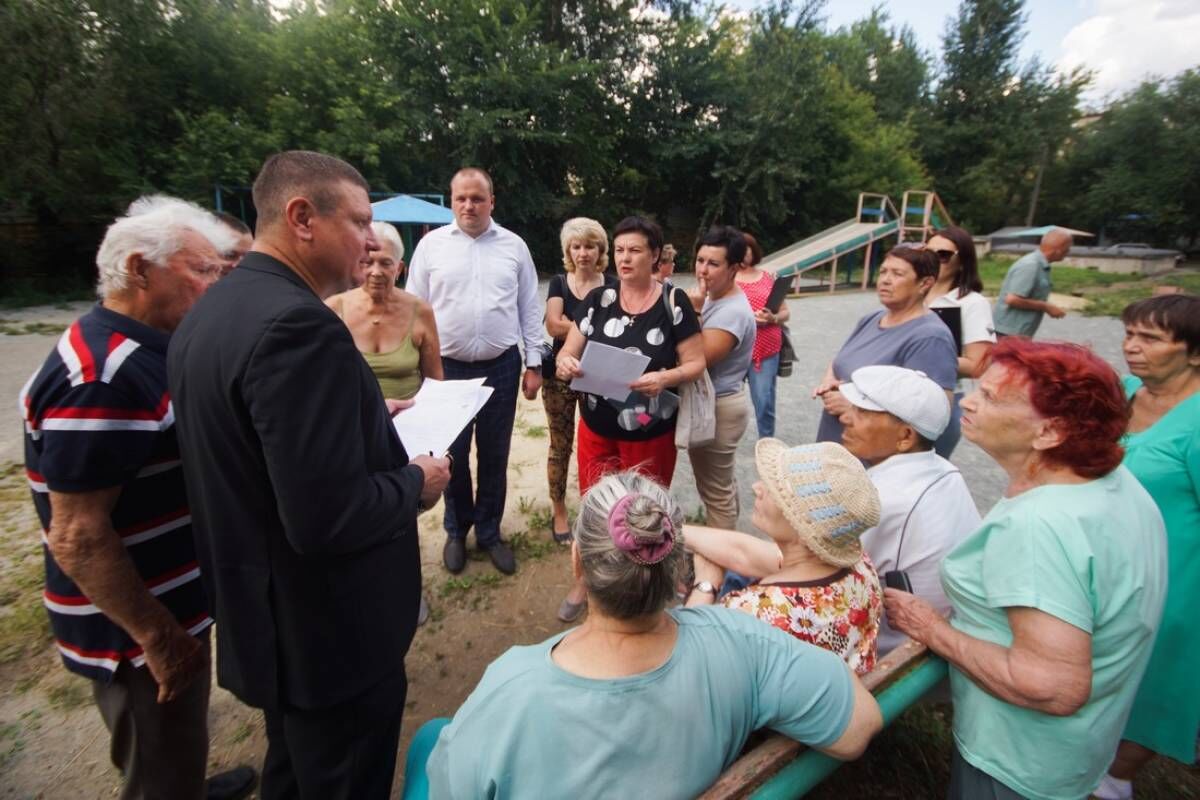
[96, 195, 235, 298]
[370, 221, 405, 261]
[574, 471, 686, 619]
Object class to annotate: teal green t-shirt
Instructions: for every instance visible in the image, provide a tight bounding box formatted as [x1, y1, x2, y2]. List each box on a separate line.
[992, 250, 1051, 336]
[427, 605, 856, 800]
[940, 467, 1167, 800]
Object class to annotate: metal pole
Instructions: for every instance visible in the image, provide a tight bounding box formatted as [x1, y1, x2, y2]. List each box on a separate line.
[1025, 143, 1048, 227]
[214, 184, 223, 213]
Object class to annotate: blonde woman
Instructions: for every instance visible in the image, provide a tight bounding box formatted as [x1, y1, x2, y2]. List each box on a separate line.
[543, 218, 616, 542]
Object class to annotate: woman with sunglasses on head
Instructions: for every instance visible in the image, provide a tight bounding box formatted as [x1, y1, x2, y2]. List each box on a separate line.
[814, 244, 958, 447]
[924, 227, 996, 458]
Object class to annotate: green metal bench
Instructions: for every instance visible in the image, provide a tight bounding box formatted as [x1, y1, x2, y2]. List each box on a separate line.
[699, 639, 947, 800]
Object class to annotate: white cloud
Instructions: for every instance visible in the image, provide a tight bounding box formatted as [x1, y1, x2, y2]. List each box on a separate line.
[1058, 0, 1200, 104]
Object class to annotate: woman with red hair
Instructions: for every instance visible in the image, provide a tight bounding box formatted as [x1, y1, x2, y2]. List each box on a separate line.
[884, 338, 1169, 800]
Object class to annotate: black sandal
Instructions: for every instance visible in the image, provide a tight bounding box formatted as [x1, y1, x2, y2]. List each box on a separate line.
[553, 530, 572, 545]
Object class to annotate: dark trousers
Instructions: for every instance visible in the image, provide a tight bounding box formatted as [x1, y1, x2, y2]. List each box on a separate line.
[261, 668, 407, 800]
[948, 747, 1029, 800]
[92, 630, 211, 800]
[441, 346, 521, 546]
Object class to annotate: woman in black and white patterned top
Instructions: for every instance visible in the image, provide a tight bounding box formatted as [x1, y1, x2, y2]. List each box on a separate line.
[553, 215, 704, 621]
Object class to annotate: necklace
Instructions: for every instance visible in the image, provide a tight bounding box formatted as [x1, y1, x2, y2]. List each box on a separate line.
[621, 284, 658, 320]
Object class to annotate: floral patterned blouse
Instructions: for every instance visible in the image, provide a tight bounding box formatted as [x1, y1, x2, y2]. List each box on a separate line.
[721, 555, 883, 675]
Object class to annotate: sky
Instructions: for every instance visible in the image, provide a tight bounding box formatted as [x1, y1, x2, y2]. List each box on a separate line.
[729, 0, 1200, 106]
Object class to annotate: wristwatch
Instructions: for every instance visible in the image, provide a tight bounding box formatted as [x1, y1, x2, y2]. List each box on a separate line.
[692, 580, 718, 597]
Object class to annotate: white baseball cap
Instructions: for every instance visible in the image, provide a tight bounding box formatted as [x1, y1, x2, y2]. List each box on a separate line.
[839, 365, 951, 441]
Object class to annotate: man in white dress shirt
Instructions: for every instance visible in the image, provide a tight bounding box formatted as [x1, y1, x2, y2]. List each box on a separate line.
[837, 365, 981, 654]
[406, 168, 543, 575]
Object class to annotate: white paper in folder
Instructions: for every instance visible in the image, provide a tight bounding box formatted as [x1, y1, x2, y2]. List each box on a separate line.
[391, 378, 493, 456]
[569, 340, 651, 402]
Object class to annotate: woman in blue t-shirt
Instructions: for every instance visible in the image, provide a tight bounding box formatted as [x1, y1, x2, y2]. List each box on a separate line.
[425, 471, 882, 800]
[814, 244, 957, 446]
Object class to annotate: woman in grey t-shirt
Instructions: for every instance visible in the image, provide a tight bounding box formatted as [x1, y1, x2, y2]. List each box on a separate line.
[685, 226, 758, 529]
[813, 245, 957, 445]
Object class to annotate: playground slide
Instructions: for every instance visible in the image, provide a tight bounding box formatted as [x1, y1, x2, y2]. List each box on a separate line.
[757, 190, 952, 291]
[758, 217, 899, 281]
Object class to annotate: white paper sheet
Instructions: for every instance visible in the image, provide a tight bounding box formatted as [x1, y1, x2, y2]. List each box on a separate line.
[569, 340, 651, 402]
[392, 378, 494, 457]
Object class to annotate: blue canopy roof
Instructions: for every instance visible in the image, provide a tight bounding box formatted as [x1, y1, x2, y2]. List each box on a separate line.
[371, 194, 454, 225]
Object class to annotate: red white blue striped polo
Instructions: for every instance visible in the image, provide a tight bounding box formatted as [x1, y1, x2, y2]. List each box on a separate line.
[20, 304, 211, 682]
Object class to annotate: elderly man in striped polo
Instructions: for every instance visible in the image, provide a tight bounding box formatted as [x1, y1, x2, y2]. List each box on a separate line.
[20, 196, 255, 800]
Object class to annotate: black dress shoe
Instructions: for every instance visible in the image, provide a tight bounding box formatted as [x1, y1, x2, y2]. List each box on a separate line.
[206, 766, 257, 800]
[483, 540, 517, 575]
[443, 537, 466, 573]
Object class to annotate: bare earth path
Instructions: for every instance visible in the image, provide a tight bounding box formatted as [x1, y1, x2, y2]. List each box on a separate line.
[0, 288, 1127, 798]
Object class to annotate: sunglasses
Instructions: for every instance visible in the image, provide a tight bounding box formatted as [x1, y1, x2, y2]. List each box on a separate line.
[933, 249, 958, 262]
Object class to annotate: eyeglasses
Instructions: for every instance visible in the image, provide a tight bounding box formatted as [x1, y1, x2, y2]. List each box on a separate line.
[933, 249, 958, 262]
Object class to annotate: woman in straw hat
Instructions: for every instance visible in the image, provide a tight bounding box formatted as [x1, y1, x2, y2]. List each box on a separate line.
[685, 440, 884, 675]
[424, 470, 881, 799]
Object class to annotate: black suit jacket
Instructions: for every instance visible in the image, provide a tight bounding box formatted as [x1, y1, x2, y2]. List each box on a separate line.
[168, 253, 424, 711]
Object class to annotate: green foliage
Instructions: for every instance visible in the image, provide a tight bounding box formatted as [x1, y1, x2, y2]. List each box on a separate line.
[1050, 70, 1200, 249]
[0, 0, 1194, 294]
[915, 0, 1089, 233]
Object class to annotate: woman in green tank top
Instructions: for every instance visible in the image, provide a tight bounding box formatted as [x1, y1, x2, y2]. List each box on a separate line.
[326, 222, 443, 400]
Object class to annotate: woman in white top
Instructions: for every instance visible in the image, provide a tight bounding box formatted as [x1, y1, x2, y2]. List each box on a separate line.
[923, 226, 995, 458]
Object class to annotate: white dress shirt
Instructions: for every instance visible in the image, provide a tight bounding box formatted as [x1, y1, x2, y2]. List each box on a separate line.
[861, 449, 980, 654]
[406, 220, 543, 366]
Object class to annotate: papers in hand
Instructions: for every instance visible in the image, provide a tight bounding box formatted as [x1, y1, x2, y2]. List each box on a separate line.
[569, 340, 651, 402]
[392, 378, 493, 457]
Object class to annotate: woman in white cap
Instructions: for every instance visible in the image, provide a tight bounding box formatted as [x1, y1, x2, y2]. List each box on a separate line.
[684, 441, 884, 675]
[424, 470, 882, 799]
[837, 365, 979, 655]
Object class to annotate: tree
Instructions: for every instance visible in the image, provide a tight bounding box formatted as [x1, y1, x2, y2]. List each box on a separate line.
[916, 0, 1088, 232]
[1048, 70, 1200, 249]
[826, 8, 930, 125]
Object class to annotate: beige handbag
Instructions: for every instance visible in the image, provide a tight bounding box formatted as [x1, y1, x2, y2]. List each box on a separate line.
[663, 287, 717, 449]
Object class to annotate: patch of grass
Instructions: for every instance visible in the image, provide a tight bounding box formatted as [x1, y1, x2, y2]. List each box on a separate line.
[0, 322, 68, 336]
[684, 506, 707, 525]
[45, 677, 89, 711]
[978, 257, 1130, 295]
[0, 721, 25, 774]
[0, 280, 92, 310]
[516, 495, 536, 515]
[438, 573, 503, 598]
[0, 547, 51, 664]
[1082, 272, 1200, 317]
[526, 506, 554, 534]
[229, 720, 253, 745]
[509, 530, 555, 561]
[524, 425, 547, 438]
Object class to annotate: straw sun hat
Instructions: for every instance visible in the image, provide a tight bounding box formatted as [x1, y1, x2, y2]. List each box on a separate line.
[754, 439, 881, 568]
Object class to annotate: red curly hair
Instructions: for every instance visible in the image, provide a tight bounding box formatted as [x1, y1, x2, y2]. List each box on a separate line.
[987, 338, 1128, 478]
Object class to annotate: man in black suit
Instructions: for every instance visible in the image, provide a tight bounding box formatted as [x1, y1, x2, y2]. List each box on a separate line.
[168, 151, 450, 799]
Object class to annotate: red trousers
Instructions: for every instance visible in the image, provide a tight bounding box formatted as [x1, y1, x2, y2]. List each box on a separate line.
[576, 416, 678, 494]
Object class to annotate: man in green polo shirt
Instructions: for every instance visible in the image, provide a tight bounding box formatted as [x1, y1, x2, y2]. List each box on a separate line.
[991, 228, 1072, 337]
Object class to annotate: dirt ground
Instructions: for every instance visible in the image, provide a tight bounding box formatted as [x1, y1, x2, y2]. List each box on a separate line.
[3, 292, 1196, 800]
[0, 301, 581, 798]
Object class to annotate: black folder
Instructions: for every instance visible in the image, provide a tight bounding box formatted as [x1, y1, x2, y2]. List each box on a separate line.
[765, 275, 792, 313]
[930, 306, 963, 355]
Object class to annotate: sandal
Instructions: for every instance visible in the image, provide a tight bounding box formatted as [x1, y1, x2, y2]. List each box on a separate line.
[557, 596, 587, 623]
[552, 529, 572, 545]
